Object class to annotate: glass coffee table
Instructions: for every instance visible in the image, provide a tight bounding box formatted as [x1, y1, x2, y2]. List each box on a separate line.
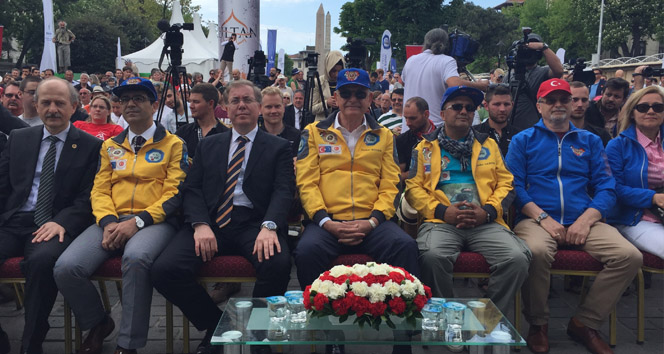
[212, 297, 525, 350]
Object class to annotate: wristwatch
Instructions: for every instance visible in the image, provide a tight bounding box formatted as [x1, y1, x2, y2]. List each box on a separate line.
[261, 221, 278, 231]
[135, 216, 145, 230]
[535, 212, 549, 225]
[540, 43, 549, 52]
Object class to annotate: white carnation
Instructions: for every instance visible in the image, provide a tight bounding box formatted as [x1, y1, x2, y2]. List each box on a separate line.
[310, 279, 321, 292]
[350, 281, 369, 297]
[317, 280, 334, 295]
[384, 281, 401, 297]
[352, 264, 370, 277]
[368, 283, 387, 303]
[371, 264, 391, 276]
[329, 265, 352, 278]
[327, 282, 348, 299]
[401, 281, 417, 298]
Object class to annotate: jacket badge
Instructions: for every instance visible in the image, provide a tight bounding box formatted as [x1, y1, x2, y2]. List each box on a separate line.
[570, 146, 585, 157]
[321, 132, 337, 144]
[364, 132, 380, 146]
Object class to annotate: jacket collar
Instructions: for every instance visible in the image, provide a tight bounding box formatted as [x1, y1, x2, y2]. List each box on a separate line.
[111, 122, 168, 145]
[534, 118, 579, 134]
[317, 112, 381, 131]
[620, 123, 664, 145]
[423, 125, 489, 144]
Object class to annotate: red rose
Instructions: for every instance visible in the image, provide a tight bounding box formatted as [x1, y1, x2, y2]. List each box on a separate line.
[413, 294, 428, 310]
[423, 285, 432, 298]
[388, 271, 405, 284]
[313, 293, 329, 311]
[351, 297, 371, 316]
[349, 274, 362, 283]
[332, 298, 350, 315]
[303, 287, 312, 309]
[333, 275, 348, 285]
[363, 274, 377, 285]
[368, 302, 387, 317]
[388, 297, 406, 315]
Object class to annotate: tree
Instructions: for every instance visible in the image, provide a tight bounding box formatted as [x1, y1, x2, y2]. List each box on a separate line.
[67, 17, 127, 73]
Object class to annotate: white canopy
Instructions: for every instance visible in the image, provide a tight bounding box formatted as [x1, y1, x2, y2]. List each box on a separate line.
[122, 0, 217, 75]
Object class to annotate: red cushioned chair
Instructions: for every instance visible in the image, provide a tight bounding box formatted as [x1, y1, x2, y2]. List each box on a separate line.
[637, 251, 662, 344]
[0, 257, 25, 309]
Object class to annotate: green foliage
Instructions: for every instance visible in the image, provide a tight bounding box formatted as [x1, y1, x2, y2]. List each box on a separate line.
[275, 54, 294, 76]
[67, 17, 126, 73]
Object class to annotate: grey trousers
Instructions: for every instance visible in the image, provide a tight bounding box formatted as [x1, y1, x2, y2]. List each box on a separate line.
[57, 44, 71, 70]
[54, 219, 175, 349]
[417, 222, 531, 315]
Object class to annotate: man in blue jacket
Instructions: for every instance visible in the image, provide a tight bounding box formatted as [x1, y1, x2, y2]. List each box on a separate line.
[505, 79, 642, 354]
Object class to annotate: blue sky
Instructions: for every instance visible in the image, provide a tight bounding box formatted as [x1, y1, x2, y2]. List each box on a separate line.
[192, 0, 503, 55]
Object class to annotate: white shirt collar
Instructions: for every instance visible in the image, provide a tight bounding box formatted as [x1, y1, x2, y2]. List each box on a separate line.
[231, 124, 259, 143]
[128, 122, 157, 144]
[42, 123, 71, 142]
[334, 113, 367, 132]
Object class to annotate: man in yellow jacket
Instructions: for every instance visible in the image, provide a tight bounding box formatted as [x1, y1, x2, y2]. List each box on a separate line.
[55, 77, 188, 354]
[405, 86, 530, 315]
[295, 68, 420, 289]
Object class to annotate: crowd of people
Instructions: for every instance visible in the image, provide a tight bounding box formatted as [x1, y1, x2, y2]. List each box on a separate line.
[0, 26, 662, 354]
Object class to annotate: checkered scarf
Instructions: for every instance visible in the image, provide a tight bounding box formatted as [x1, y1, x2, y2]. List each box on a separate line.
[437, 125, 474, 172]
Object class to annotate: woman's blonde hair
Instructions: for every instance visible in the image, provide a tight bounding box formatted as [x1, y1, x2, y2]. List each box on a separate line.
[618, 86, 664, 134]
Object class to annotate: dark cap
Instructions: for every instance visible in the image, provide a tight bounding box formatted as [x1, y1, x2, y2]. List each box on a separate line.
[441, 86, 484, 110]
[112, 77, 158, 101]
[336, 68, 370, 90]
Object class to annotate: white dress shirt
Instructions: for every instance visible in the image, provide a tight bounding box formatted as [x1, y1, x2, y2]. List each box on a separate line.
[229, 125, 259, 209]
[128, 122, 157, 150]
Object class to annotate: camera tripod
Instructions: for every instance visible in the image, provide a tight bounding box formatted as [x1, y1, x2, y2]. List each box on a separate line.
[157, 64, 190, 130]
[302, 66, 327, 126]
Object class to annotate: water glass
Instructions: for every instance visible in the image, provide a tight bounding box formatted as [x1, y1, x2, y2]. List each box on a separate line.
[267, 296, 288, 322]
[421, 303, 443, 331]
[235, 300, 253, 329]
[443, 302, 466, 326]
[287, 296, 307, 324]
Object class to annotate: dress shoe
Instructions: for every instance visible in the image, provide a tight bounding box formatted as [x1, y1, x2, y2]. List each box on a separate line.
[566, 317, 613, 354]
[0, 326, 9, 354]
[526, 324, 549, 354]
[113, 347, 137, 354]
[77, 316, 115, 354]
[210, 282, 242, 304]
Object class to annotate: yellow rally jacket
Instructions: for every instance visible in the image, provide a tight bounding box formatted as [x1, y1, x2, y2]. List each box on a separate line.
[405, 127, 514, 229]
[91, 125, 188, 228]
[296, 113, 401, 225]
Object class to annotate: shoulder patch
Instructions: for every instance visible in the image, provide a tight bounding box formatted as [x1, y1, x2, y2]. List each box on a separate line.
[297, 129, 310, 160]
[364, 132, 380, 146]
[570, 145, 585, 157]
[145, 149, 165, 163]
[478, 147, 490, 160]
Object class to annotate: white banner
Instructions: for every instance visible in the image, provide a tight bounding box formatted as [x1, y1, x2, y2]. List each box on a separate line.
[555, 48, 565, 67]
[219, 0, 260, 79]
[40, 0, 57, 73]
[116, 37, 123, 70]
[380, 30, 392, 73]
[278, 48, 285, 73]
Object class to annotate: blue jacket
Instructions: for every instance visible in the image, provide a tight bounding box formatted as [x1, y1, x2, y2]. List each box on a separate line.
[505, 119, 616, 225]
[605, 124, 664, 226]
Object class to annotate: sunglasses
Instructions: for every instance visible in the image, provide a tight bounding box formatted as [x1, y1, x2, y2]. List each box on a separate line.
[3, 93, 19, 99]
[338, 90, 368, 100]
[541, 96, 572, 105]
[445, 103, 476, 112]
[634, 103, 664, 113]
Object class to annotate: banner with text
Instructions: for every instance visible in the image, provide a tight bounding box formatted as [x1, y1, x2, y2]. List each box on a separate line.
[219, 0, 260, 78]
[267, 29, 277, 74]
[40, 0, 57, 73]
[380, 30, 392, 73]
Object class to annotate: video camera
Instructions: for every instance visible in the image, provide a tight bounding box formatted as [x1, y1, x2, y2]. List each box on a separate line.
[446, 28, 480, 68]
[345, 37, 375, 70]
[157, 19, 193, 67]
[643, 66, 664, 78]
[567, 58, 595, 86]
[506, 27, 543, 72]
[305, 52, 319, 70]
[247, 50, 270, 89]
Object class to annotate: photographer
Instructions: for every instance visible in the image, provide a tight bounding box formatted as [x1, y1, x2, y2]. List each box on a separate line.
[402, 28, 488, 131]
[310, 50, 346, 121]
[506, 33, 564, 130]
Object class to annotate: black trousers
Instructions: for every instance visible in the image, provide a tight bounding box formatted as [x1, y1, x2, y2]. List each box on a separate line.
[0, 212, 73, 352]
[151, 207, 292, 331]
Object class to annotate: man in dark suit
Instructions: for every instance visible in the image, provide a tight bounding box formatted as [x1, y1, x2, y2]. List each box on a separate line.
[152, 79, 294, 354]
[0, 78, 101, 354]
[283, 89, 305, 130]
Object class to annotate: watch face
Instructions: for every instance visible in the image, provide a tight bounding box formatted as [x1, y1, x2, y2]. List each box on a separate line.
[135, 216, 144, 228]
[263, 221, 277, 230]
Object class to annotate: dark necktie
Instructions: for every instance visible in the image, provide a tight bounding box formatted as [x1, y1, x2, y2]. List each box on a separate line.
[34, 136, 59, 226]
[132, 135, 146, 154]
[216, 136, 249, 228]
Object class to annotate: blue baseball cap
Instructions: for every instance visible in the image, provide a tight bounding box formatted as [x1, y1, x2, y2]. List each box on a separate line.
[112, 77, 158, 101]
[441, 86, 484, 110]
[336, 68, 370, 90]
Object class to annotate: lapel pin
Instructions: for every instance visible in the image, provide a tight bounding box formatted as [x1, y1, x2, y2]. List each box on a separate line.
[72, 144, 77, 149]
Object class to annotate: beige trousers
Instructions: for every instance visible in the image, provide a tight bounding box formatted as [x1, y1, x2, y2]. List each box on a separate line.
[514, 219, 642, 329]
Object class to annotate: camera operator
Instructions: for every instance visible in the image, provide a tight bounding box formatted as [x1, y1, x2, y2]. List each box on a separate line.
[402, 28, 488, 132]
[506, 33, 564, 131]
[310, 50, 346, 121]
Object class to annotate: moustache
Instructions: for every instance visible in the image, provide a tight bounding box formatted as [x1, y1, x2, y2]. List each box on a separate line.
[45, 113, 62, 119]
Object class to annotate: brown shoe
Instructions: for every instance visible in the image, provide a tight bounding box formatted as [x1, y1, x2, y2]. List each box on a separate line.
[526, 324, 549, 353]
[209, 282, 241, 304]
[566, 317, 613, 354]
[77, 316, 115, 354]
[113, 347, 137, 354]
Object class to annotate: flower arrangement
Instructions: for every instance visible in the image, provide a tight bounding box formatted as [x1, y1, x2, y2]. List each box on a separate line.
[303, 262, 431, 330]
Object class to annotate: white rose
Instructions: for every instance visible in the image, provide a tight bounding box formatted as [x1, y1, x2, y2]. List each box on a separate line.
[352, 264, 370, 277]
[384, 281, 401, 297]
[401, 281, 417, 298]
[371, 264, 390, 276]
[310, 279, 321, 292]
[317, 280, 334, 295]
[327, 282, 348, 299]
[330, 265, 352, 278]
[350, 281, 369, 297]
[368, 283, 387, 303]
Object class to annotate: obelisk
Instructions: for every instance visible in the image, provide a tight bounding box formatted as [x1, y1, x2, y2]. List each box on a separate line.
[315, 4, 324, 57]
[324, 11, 331, 59]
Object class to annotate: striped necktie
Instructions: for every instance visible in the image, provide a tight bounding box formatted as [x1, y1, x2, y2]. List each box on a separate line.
[34, 136, 59, 226]
[216, 136, 249, 228]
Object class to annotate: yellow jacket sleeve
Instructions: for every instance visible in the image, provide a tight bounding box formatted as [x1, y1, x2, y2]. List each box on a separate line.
[296, 127, 328, 223]
[92, 141, 119, 228]
[404, 141, 445, 221]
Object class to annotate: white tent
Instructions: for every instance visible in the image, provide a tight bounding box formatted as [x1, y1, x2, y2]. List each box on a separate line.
[122, 0, 217, 75]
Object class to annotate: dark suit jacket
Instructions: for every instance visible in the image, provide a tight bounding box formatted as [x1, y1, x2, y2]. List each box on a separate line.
[183, 128, 294, 234]
[283, 105, 304, 130]
[0, 125, 102, 236]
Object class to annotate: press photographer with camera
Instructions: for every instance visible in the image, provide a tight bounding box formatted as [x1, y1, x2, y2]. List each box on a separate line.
[402, 28, 488, 131]
[505, 32, 564, 130]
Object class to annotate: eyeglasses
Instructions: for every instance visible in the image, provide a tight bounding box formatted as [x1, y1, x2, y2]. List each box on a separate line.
[119, 95, 149, 104]
[228, 97, 257, 105]
[634, 103, 664, 113]
[391, 98, 403, 103]
[572, 97, 589, 103]
[338, 89, 368, 100]
[283, 96, 291, 100]
[3, 93, 19, 99]
[540, 96, 572, 105]
[445, 103, 476, 112]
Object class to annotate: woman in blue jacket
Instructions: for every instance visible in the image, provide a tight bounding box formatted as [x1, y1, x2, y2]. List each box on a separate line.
[606, 86, 664, 258]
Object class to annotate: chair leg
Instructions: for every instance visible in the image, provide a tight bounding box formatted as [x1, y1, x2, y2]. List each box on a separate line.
[12, 282, 24, 309]
[609, 308, 617, 347]
[64, 301, 72, 354]
[183, 315, 190, 354]
[579, 276, 589, 304]
[166, 301, 173, 354]
[637, 269, 645, 344]
[98, 280, 111, 312]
